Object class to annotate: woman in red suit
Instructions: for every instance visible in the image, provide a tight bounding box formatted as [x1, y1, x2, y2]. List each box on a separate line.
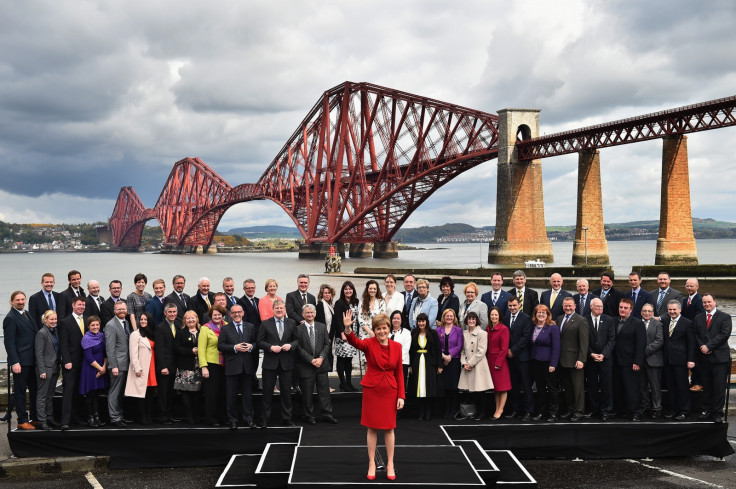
[343, 310, 405, 481]
[486, 307, 511, 419]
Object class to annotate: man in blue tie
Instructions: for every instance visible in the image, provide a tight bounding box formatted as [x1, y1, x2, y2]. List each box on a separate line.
[29, 273, 61, 329]
[219, 304, 257, 429]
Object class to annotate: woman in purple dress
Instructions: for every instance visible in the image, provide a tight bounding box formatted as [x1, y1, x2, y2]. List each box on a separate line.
[436, 309, 463, 418]
[79, 316, 109, 428]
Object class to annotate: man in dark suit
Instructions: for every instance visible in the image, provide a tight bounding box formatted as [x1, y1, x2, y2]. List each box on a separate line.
[218, 304, 257, 429]
[573, 278, 598, 317]
[239, 278, 262, 391]
[58, 270, 85, 320]
[84, 280, 105, 322]
[295, 304, 337, 424]
[650, 271, 683, 321]
[592, 271, 624, 318]
[540, 273, 571, 320]
[556, 297, 589, 421]
[99, 280, 124, 326]
[29, 272, 62, 329]
[222, 277, 239, 311]
[682, 278, 706, 392]
[613, 298, 646, 421]
[693, 295, 731, 423]
[164, 275, 189, 328]
[191, 277, 215, 324]
[400, 274, 416, 328]
[155, 303, 178, 424]
[509, 270, 539, 316]
[257, 299, 298, 427]
[481, 272, 511, 318]
[503, 295, 534, 421]
[624, 271, 653, 319]
[585, 298, 615, 420]
[58, 296, 87, 429]
[662, 300, 695, 421]
[144, 278, 167, 325]
[3, 291, 38, 430]
[285, 274, 317, 322]
[639, 303, 664, 418]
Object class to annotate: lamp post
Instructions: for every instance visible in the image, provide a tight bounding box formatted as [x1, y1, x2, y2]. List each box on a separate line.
[582, 226, 589, 266]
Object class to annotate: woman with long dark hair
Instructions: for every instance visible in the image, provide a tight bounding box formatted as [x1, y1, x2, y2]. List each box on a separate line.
[332, 281, 360, 391]
[408, 313, 442, 420]
[125, 312, 157, 424]
[79, 316, 108, 428]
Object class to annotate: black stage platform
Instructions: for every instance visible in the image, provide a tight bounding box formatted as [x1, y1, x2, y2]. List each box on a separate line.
[8, 388, 732, 487]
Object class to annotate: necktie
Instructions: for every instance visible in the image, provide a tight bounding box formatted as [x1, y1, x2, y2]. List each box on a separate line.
[560, 315, 569, 333]
[594, 317, 599, 334]
[302, 293, 307, 304]
[97, 297, 103, 306]
[160, 297, 164, 304]
[230, 296, 236, 305]
[309, 324, 315, 352]
[550, 290, 558, 308]
[657, 290, 665, 313]
[688, 296, 692, 306]
[493, 292, 498, 304]
[180, 294, 187, 308]
[122, 319, 130, 338]
[510, 315, 516, 328]
[205, 296, 211, 308]
[706, 313, 712, 330]
[631, 291, 637, 305]
[170, 322, 176, 338]
[277, 319, 283, 339]
[617, 320, 624, 334]
[47, 292, 54, 311]
[600, 289, 608, 300]
[517, 290, 524, 310]
[405, 293, 412, 313]
[237, 323, 243, 342]
[76, 315, 84, 335]
[669, 319, 676, 337]
[579, 296, 586, 315]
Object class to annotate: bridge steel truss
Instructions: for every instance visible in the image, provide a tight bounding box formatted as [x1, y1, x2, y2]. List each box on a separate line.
[110, 82, 500, 248]
[517, 95, 736, 160]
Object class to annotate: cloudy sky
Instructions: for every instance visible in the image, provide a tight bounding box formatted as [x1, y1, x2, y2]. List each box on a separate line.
[1, 0, 735, 231]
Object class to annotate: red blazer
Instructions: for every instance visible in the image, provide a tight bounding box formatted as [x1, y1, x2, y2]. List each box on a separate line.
[346, 331, 405, 399]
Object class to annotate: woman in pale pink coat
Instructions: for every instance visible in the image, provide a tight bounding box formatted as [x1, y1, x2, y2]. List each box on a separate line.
[125, 312, 157, 424]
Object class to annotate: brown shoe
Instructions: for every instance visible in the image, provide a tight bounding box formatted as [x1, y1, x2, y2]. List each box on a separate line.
[30, 420, 41, 427]
[689, 385, 703, 392]
[17, 422, 36, 430]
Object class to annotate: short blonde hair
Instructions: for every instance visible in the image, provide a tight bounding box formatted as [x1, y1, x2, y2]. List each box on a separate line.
[463, 282, 479, 296]
[42, 310, 57, 325]
[264, 278, 279, 292]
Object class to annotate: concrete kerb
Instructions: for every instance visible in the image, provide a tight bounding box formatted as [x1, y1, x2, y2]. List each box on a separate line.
[0, 455, 109, 478]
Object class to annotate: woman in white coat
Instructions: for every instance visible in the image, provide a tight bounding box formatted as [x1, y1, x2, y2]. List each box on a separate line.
[458, 312, 494, 420]
[125, 312, 157, 424]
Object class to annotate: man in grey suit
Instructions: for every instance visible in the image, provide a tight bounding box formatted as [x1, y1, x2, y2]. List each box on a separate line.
[257, 299, 298, 427]
[218, 304, 257, 430]
[295, 304, 337, 425]
[104, 301, 131, 427]
[639, 303, 664, 418]
[556, 297, 589, 421]
[650, 271, 683, 321]
[585, 298, 615, 420]
[285, 274, 317, 322]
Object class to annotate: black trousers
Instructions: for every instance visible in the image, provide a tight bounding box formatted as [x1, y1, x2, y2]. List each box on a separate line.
[262, 366, 293, 422]
[531, 359, 558, 416]
[298, 370, 332, 418]
[226, 373, 254, 423]
[12, 365, 37, 423]
[613, 365, 641, 416]
[203, 364, 226, 424]
[156, 369, 176, 419]
[508, 358, 534, 414]
[61, 366, 82, 425]
[585, 361, 613, 415]
[663, 364, 691, 415]
[700, 361, 729, 415]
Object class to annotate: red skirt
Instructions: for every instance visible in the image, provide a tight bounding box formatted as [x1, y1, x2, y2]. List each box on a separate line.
[360, 376, 398, 430]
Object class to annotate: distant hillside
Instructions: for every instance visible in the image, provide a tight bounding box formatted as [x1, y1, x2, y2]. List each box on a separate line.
[224, 225, 303, 239]
[219, 218, 736, 243]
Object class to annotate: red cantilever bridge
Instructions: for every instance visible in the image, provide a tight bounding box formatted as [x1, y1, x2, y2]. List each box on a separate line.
[109, 81, 736, 250]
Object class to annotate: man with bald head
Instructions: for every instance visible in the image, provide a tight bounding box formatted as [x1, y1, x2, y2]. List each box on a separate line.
[191, 277, 216, 324]
[84, 280, 105, 322]
[681, 278, 705, 391]
[540, 273, 571, 319]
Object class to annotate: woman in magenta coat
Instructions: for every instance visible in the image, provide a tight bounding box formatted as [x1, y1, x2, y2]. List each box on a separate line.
[343, 310, 405, 481]
[486, 307, 511, 419]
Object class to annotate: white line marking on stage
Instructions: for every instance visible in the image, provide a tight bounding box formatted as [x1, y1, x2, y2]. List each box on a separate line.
[85, 471, 104, 489]
[626, 459, 723, 488]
